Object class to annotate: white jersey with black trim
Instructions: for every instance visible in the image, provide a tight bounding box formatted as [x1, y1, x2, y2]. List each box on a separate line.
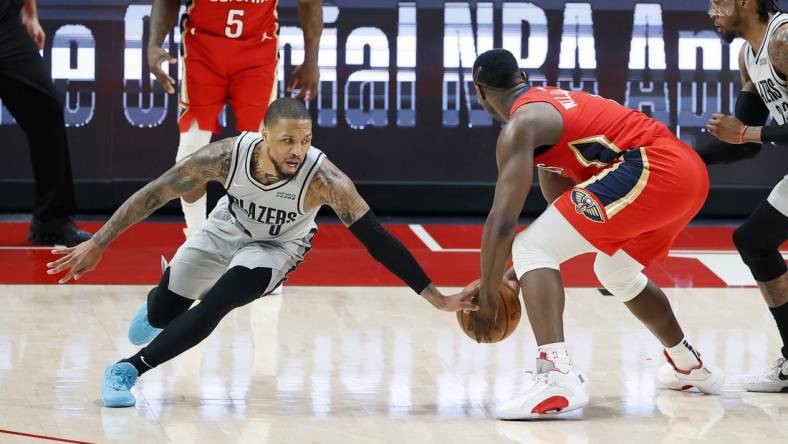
[744, 12, 788, 124]
[220, 131, 325, 242]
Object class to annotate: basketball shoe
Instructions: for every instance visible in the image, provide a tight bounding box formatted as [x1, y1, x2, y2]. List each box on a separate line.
[494, 353, 589, 419]
[128, 302, 162, 345]
[742, 357, 788, 393]
[101, 362, 138, 407]
[657, 350, 725, 394]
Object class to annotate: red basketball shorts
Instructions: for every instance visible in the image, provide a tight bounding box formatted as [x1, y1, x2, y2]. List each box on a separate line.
[179, 31, 278, 133]
[554, 137, 710, 267]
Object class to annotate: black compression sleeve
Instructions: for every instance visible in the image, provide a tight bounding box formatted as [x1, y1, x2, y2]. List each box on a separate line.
[697, 90, 770, 165]
[348, 210, 432, 294]
[761, 123, 788, 146]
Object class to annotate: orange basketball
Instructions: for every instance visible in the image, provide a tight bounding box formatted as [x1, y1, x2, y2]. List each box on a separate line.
[457, 279, 521, 343]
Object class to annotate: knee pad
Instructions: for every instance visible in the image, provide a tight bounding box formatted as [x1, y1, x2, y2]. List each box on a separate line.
[593, 251, 648, 302]
[733, 202, 788, 282]
[176, 122, 213, 162]
[511, 205, 596, 279]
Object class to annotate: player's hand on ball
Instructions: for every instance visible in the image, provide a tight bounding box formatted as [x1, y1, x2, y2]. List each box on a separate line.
[437, 286, 480, 313]
[421, 284, 479, 312]
[468, 296, 498, 343]
[707, 113, 746, 144]
[147, 45, 177, 94]
[46, 239, 104, 284]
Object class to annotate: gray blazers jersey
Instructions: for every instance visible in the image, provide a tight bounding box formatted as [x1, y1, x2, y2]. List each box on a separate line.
[743, 12, 788, 124]
[220, 131, 326, 242]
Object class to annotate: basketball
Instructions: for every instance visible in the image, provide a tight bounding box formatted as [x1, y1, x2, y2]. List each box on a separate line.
[457, 279, 521, 343]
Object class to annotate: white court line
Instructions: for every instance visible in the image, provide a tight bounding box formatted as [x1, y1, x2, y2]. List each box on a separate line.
[409, 224, 787, 286]
[0, 246, 61, 250]
[409, 224, 788, 257]
[407, 224, 478, 253]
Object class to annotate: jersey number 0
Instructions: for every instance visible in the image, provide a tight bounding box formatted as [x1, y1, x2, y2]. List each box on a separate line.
[225, 9, 244, 39]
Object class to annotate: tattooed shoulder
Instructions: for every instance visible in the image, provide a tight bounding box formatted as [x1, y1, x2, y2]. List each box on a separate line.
[769, 23, 788, 76]
[307, 159, 369, 225]
[191, 137, 235, 182]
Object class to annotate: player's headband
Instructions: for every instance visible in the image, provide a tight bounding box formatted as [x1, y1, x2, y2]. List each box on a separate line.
[708, 0, 735, 17]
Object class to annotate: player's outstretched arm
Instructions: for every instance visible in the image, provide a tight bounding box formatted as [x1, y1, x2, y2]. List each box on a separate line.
[470, 103, 563, 341]
[46, 137, 235, 283]
[308, 159, 478, 313]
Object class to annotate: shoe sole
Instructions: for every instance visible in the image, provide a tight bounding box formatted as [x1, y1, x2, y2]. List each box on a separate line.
[743, 384, 788, 393]
[102, 398, 136, 408]
[496, 395, 589, 420]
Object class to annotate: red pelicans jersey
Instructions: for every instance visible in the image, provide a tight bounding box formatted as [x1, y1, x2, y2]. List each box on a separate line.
[183, 0, 278, 40]
[508, 86, 709, 266]
[510, 86, 674, 183]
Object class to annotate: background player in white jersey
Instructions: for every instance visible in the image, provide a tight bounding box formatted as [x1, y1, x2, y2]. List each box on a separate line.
[703, 0, 788, 392]
[45, 98, 479, 407]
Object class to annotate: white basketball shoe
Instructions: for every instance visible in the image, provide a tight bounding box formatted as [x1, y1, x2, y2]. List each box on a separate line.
[495, 353, 589, 420]
[742, 357, 788, 393]
[657, 350, 725, 395]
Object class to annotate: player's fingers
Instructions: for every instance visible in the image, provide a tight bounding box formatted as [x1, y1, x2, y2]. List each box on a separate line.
[47, 259, 73, 274]
[50, 246, 73, 256]
[46, 253, 73, 269]
[59, 269, 77, 284]
[287, 76, 298, 92]
[165, 75, 176, 93]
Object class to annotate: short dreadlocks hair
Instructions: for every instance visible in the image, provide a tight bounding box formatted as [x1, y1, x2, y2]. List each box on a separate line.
[758, 0, 781, 22]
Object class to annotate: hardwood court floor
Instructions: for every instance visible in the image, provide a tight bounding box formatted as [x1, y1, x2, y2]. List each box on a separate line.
[0, 285, 786, 443]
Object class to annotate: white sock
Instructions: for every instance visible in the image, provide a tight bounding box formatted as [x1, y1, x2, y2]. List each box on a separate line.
[176, 123, 212, 237]
[665, 338, 701, 371]
[538, 342, 571, 372]
[181, 194, 206, 236]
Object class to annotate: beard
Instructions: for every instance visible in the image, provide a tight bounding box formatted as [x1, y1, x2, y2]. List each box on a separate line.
[719, 30, 736, 43]
[717, 15, 741, 44]
[267, 150, 297, 179]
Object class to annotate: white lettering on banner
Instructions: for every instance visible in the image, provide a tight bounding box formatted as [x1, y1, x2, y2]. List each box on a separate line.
[0, 3, 741, 133]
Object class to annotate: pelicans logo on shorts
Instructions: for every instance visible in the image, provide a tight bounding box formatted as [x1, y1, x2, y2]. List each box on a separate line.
[571, 188, 605, 223]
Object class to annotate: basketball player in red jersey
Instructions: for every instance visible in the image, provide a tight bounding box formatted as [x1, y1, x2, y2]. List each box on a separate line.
[148, 0, 322, 237]
[466, 49, 725, 419]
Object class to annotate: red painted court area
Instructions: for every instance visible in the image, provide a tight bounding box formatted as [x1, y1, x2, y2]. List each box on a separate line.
[1, 221, 785, 288]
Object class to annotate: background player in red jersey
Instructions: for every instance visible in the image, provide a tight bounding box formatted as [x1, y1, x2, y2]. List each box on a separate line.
[148, 0, 322, 237]
[466, 49, 724, 419]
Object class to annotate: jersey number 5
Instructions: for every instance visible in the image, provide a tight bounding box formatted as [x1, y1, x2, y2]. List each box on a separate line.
[225, 9, 244, 39]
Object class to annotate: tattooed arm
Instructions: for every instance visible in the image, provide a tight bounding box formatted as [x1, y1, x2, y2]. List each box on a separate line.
[46, 137, 235, 283]
[306, 158, 370, 225]
[304, 159, 478, 312]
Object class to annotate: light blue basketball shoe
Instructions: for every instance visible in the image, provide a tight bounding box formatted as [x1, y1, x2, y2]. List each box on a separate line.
[101, 362, 138, 407]
[128, 302, 162, 346]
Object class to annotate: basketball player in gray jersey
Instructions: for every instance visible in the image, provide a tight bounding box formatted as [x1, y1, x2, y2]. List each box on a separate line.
[703, 0, 788, 392]
[46, 97, 479, 407]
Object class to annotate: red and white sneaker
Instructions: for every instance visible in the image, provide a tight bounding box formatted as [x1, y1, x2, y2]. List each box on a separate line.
[494, 354, 589, 420]
[657, 350, 725, 395]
